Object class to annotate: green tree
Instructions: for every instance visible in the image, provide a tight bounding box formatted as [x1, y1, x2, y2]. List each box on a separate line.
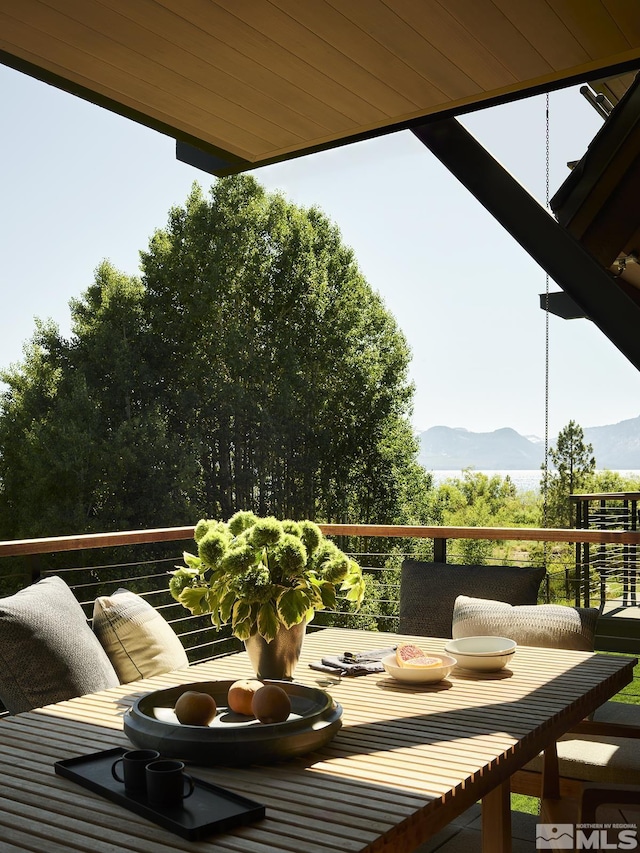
[0, 319, 92, 537]
[541, 420, 596, 528]
[426, 470, 520, 563]
[0, 177, 431, 537]
[589, 469, 640, 493]
[140, 176, 430, 524]
[0, 263, 196, 537]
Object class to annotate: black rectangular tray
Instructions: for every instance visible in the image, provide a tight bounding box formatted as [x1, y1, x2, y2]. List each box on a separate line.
[54, 747, 266, 841]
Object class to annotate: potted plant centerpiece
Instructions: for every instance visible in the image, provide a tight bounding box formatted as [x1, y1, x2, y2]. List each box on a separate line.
[169, 511, 365, 679]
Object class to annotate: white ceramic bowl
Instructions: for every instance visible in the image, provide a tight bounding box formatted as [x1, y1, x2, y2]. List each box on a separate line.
[382, 653, 457, 683]
[443, 636, 517, 672]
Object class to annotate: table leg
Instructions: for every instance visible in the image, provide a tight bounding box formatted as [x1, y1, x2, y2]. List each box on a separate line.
[482, 780, 511, 853]
[542, 742, 560, 800]
[540, 741, 580, 826]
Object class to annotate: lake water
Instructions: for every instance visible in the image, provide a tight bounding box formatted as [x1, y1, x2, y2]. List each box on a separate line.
[430, 470, 640, 494]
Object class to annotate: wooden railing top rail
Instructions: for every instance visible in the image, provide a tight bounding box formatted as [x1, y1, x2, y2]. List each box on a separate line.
[570, 492, 640, 501]
[0, 527, 195, 557]
[320, 524, 640, 544]
[2, 523, 640, 558]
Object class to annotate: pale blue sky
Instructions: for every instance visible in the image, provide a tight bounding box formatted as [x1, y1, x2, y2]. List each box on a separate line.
[2, 64, 640, 440]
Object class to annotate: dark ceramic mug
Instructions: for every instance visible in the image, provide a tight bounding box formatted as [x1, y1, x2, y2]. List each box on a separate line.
[145, 759, 195, 807]
[111, 749, 161, 794]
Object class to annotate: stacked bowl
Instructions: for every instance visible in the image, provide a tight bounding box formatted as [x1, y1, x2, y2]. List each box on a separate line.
[444, 636, 516, 671]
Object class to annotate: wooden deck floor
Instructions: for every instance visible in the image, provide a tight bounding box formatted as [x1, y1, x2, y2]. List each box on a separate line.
[602, 598, 640, 617]
[416, 805, 537, 853]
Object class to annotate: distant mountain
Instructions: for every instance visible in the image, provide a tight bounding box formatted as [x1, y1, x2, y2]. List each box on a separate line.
[418, 426, 544, 470]
[585, 416, 640, 468]
[418, 416, 640, 470]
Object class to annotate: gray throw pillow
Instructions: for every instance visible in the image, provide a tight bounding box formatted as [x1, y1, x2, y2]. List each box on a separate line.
[452, 595, 599, 651]
[0, 576, 120, 714]
[399, 560, 546, 638]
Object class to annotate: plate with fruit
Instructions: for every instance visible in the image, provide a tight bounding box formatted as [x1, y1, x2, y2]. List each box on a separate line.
[382, 643, 457, 683]
[124, 679, 342, 765]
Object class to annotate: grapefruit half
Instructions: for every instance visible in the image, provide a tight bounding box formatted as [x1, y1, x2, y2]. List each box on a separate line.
[405, 656, 443, 668]
[396, 642, 427, 667]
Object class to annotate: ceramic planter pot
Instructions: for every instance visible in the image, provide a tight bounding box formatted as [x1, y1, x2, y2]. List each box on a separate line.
[244, 621, 305, 680]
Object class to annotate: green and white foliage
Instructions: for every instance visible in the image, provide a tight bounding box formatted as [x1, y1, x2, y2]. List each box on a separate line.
[169, 511, 365, 642]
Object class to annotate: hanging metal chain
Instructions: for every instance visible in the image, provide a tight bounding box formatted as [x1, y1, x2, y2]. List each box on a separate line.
[543, 93, 551, 539]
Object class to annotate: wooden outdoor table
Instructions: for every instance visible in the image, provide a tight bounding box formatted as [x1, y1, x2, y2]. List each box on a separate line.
[0, 627, 635, 853]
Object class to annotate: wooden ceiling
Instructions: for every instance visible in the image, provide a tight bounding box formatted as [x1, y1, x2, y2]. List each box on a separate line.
[1, 1, 640, 175]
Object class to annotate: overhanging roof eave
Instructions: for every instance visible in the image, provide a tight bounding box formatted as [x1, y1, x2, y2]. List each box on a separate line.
[2, 44, 640, 177]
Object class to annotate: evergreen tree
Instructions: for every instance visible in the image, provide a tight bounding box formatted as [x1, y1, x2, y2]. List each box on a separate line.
[541, 420, 596, 528]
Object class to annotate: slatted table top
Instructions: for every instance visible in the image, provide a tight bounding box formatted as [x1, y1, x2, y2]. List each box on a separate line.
[0, 628, 635, 853]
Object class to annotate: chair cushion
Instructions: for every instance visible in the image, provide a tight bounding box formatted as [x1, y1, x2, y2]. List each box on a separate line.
[452, 595, 599, 651]
[0, 576, 120, 714]
[399, 560, 545, 638]
[93, 588, 189, 683]
[592, 700, 640, 727]
[524, 701, 640, 784]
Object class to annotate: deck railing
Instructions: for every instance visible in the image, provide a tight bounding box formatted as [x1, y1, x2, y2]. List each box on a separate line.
[572, 492, 640, 608]
[2, 523, 640, 663]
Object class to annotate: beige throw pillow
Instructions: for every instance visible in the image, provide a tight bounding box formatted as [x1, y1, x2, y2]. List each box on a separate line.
[452, 595, 598, 651]
[93, 589, 189, 683]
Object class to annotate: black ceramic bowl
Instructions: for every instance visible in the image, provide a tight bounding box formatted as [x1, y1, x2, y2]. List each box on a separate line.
[124, 680, 342, 766]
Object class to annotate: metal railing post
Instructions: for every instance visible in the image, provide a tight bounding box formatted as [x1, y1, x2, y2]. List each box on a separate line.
[433, 537, 447, 563]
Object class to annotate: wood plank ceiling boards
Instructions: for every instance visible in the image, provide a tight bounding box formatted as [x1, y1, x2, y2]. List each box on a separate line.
[2, 1, 640, 366]
[1, 0, 639, 175]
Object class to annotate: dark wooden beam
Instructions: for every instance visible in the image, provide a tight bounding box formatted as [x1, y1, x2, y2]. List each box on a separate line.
[539, 292, 587, 320]
[551, 75, 640, 268]
[412, 118, 640, 372]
